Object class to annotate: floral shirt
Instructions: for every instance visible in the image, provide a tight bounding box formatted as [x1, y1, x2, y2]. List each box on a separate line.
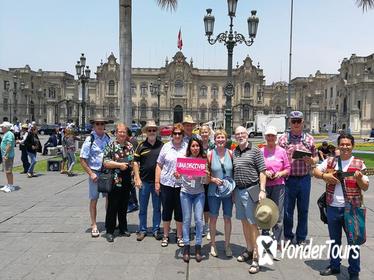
[103, 140, 134, 187]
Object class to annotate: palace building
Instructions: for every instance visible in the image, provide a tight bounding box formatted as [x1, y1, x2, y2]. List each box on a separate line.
[1, 52, 373, 135]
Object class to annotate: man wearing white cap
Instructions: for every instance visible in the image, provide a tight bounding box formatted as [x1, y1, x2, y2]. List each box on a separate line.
[0, 122, 16, 193]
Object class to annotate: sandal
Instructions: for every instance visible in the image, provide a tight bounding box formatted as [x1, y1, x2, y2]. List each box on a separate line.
[91, 227, 100, 238]
[248, 259, 260, 274]
[161, 236, 169, 247]
[177, 237, 184, 248]
[237, 249, 253, 262]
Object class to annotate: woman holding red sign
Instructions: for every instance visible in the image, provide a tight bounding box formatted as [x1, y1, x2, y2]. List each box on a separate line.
[175, 137, 207, 263]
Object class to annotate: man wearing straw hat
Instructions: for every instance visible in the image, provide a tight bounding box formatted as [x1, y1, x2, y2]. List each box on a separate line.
[133, 120, 164, 241]
[182, 115, 198, 144]
[0, 122, 16, 193]
[80, 115, 111, 238]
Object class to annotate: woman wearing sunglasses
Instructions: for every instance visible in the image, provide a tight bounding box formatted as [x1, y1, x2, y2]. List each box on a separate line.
[155, 123, 187, 247]
[206, 129, 233, 257]
[175, 137, 207, 262]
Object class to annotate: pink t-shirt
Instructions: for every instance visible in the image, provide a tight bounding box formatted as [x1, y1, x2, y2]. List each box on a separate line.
[261, 146, 291, 187]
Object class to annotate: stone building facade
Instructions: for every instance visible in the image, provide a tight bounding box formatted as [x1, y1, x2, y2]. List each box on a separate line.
[1, 52, 373, 135]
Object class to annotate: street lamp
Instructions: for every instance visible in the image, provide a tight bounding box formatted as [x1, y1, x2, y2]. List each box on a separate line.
[204, 0, 259, 136]
[75, 53, 91, 132]
[150, 77, 168, 126]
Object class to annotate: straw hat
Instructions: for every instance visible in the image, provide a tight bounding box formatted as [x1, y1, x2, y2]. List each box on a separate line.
[182, 115, 197, 125]
[90, 115, 108, 124]
[142, 120, 158, 133]
[255, 198, 279, 230]
[0, 121, 12, 129]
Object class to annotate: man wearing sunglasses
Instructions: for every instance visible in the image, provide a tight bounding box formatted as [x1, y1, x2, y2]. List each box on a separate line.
[278, 111, 318, 247]
[133, 120, 164, 241]
[80, 116, 111, 238]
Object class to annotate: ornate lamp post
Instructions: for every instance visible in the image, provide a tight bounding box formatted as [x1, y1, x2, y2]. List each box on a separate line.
[150, 77, 169, 126]
[75, 53, 91, 131]
[204, 0, 259, 136]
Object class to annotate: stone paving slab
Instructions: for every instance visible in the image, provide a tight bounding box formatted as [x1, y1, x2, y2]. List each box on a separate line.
[0, 171, 374, 280]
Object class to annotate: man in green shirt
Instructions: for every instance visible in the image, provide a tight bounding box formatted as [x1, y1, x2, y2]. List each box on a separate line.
[0, 122, 16, 193]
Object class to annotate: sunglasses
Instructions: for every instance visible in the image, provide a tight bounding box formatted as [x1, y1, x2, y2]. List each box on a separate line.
[147, 129, 157, 133]
[291, 119, 302, 124]
[173, 132, 183, 136]
[95, 122, 105, 126]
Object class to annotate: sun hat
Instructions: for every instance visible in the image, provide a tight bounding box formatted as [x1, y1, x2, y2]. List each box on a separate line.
[182, 115, 197, 125]
[21, 123, 28, 129]
[264, 126, 277, 136]
[0, 121, 12, 129]
[289, 111, 304, 119]
[215, 176, 236, 198]
[255, 198, 280, 230]
[142, 120, 158, 133]
[90, 115, 108, 124]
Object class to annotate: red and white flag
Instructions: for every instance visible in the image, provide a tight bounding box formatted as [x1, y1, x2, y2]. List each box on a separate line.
[177, 28, 183, 50]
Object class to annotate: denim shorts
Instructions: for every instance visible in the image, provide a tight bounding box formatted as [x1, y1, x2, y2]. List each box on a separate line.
[234, 188, 257, 224]
[208, 195, 233, 218]
[88, 171, 107, 200]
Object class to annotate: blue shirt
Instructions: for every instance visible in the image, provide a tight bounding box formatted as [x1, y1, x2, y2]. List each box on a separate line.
[1, 131, 15, 159]
[157, 140, 187, 188]
[80, 131, 111, 171]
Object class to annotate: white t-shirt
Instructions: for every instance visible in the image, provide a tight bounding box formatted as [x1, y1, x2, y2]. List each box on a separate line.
[317, 157, 369, 207]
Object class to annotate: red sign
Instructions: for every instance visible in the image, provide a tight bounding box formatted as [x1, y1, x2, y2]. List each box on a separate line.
[176, 158, 206, 177]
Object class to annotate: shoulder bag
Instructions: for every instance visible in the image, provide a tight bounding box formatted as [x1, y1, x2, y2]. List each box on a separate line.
[338, 157, 366, 245]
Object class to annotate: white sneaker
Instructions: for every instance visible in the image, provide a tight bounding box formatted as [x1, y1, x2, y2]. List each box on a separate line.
[8, 185, 15, 191]
[2, 185, 11, 193]
[210, 245, 218, 257]
[0, 185, 7, 191]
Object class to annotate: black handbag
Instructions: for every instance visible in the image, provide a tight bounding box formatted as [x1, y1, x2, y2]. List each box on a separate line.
[97, 172, 114, 193]
[317, 192, 328, 224]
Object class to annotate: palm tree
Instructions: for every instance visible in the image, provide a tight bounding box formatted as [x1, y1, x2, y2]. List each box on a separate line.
[357, 0, 374, 11]
[119, 0, 177, 125]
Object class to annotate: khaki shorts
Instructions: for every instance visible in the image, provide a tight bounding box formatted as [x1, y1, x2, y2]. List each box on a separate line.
[3, 157, 14, 173]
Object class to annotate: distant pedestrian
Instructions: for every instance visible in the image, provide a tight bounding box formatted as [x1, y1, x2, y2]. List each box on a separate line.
[24, 125, 42, 178]
[17, 124, 30, 174]
[80, 116, 111, 238]
[0, 122, 16, 193]
[63, 128, 79, 176]
[127, 127, 139, 213]
[42, 130, 58, 155]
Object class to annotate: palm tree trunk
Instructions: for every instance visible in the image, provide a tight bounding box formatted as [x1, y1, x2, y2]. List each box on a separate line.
[119, 0, 132, 124]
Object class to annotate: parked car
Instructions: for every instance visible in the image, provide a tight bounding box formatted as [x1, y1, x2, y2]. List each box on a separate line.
[38, 124, 59, 135]
[131, 123, 142, 136]
[160, 125, 173, 137]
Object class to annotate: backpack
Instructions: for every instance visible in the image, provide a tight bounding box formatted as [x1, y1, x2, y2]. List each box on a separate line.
[89, 133, 110, 150]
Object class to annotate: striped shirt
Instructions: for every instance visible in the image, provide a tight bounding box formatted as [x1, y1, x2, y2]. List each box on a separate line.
[233, 142, 266, 187]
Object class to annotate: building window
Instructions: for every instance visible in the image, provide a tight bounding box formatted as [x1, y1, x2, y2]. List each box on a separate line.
[140, 103, 147, 118]
[343, 97, 347, 114]
[199, 85, 207, 98]
[48, 87, 56, 99]
[3, 81, 9, 90]
[3, 98, 8, 111]
[109, 103, 115, 118]
[212, 86, 218, 98]
[330, 87, 333, 98]
[175, 80, 184, 96]
[244, 82, 251, 98]
[152, 105, 157, 119]
[257, 91, 263, 103]
[108, 80, 115, 95]
[211, 104, 218, 120]
[13, 82, 17, 91]
[132, 103, 136, 119]
[200, 107, 207, 122]
[131, 83, 136, 95]
[141, 83, 148, 96]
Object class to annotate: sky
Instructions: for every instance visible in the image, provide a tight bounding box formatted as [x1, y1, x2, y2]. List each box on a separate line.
[0, 0, 373, 84]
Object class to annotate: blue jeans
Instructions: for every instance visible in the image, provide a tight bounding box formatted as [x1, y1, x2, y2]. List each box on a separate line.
[67, 151, 75, 172]
[180, 191, 205, 246]
[284, 175, 311, 242]
[138, 182, 161, 234]
[327, 206, 360, 275]
[27, 152, 37, 174]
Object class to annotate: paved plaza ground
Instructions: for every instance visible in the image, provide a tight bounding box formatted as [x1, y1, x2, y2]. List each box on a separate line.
[0, 139, 373, 280]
